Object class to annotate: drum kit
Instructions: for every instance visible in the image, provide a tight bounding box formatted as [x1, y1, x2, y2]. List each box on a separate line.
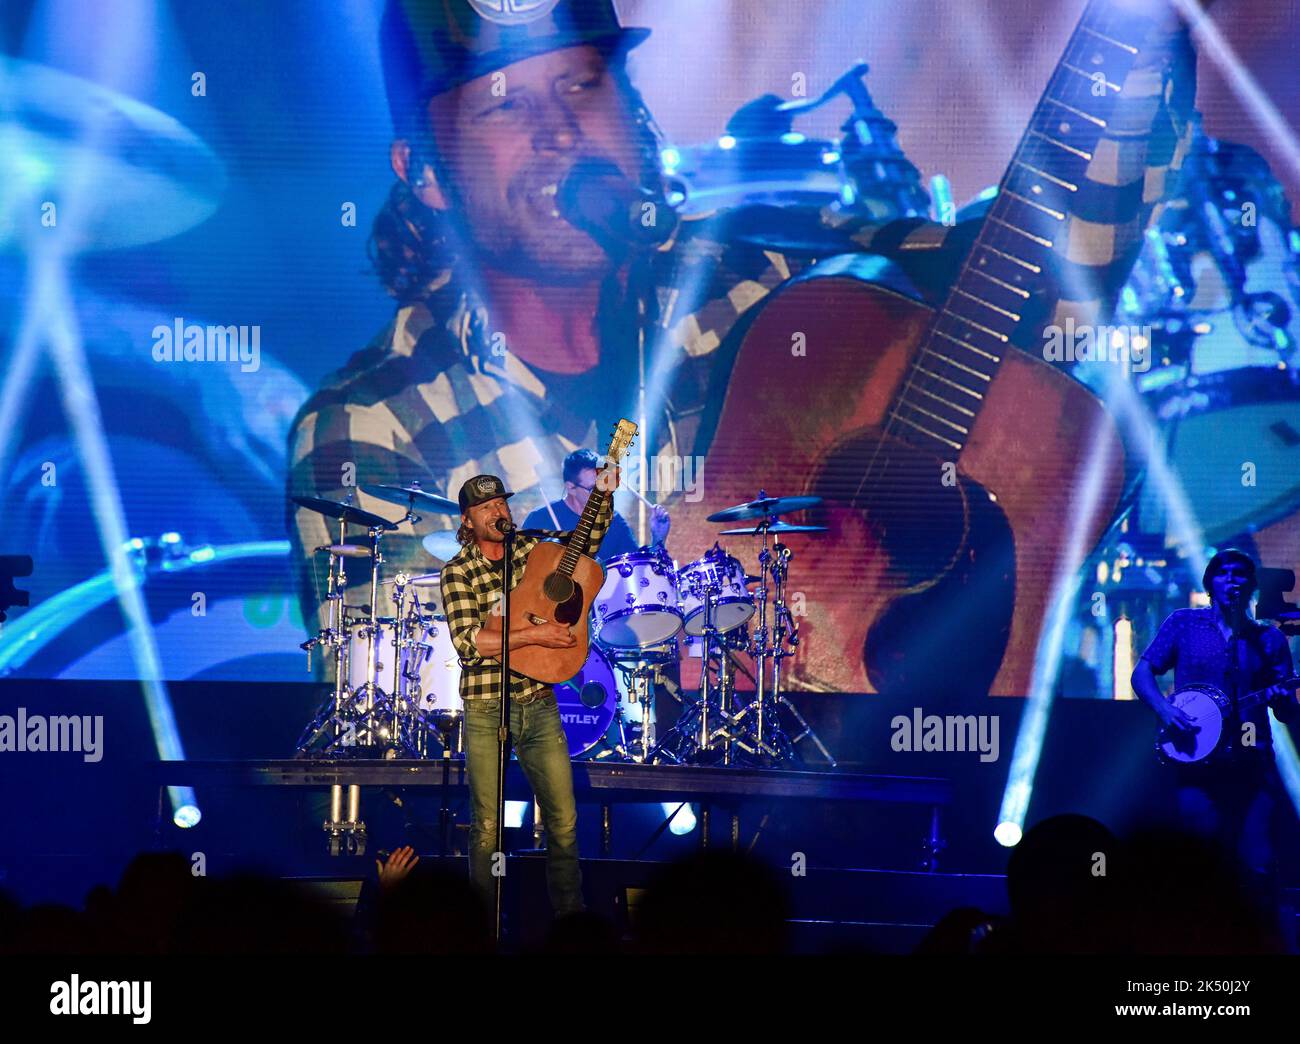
[291, 481, 835, 769]
[592, 494, 835, 768]
[294, 483, 462, 759]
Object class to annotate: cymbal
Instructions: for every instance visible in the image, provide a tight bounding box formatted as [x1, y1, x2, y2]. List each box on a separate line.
[381, 571, 442, 587]
[363, 483, 459, 515]
[707, 495, 822, 523]
[292, 495, 399, 531]
[720, 521, 828, 535]
[315, 543, 372, 559]
[0, 55, 227, 250]
[421, 531, 462, 561]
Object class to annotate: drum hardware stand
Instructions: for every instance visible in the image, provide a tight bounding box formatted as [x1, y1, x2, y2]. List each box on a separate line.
[354, 521, 392, 747]
[323, 782, 366, 856]
[733, 529, 837, 766]
[592, 657, 660, 762]
[388, 572, 444, 756]
[335, 522, 413, 755]
[295, 519, 356, 755]
[649, 589, 741, 764]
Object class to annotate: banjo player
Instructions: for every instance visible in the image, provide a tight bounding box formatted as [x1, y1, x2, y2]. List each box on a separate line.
[1132, 548, 1300, 908]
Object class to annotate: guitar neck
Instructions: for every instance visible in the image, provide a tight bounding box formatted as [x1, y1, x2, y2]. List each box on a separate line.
[557, 487, 610, 577]
[888, 0, 1159, 456]
[554, 419, 637, 579]
[1237, 676, 1300, 713]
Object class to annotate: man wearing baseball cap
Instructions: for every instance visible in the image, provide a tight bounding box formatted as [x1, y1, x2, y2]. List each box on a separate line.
[440, 463, 617, 917]
[1132, 548, 1299, 913]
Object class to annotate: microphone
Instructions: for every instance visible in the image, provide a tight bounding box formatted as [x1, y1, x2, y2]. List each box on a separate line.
[494, 518, 515, 535]
[557, 157, 677, 254]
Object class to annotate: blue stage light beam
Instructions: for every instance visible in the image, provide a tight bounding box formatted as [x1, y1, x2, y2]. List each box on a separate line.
[34, 249, 199, 824]
[0, 266, 48, 492]
[1270, 711, 1300, 813]
[12, 0, 201, 824]
[1104, 374, 1207, 575]
[996, 413, 1124, 845]
[1170, 0, 1300, 179]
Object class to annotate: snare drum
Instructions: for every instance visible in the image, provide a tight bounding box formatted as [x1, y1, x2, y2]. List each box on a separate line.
[679, 546, 755, 636]
[401, 616, 462, 718]
[593, 547, 683, 649]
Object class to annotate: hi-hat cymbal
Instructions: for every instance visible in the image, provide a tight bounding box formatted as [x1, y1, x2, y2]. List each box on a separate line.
[315, 543, 373, 559]
[719, 521, 828, 535]
[0, 55, 227, 251]
[292, 495, 399, 531]
[363, 483, 459, 515]
[707, 495, 822, 523]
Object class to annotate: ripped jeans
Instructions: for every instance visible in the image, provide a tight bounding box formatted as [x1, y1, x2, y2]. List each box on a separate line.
[462, 693, 585, 917]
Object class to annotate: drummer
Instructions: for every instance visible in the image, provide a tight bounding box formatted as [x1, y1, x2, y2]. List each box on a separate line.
[522, 448, 670, 563]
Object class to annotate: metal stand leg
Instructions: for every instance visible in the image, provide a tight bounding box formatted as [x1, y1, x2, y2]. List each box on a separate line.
[922, 805, 945, 872]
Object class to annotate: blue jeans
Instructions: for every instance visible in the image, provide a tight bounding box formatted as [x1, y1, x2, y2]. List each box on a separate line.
[1176, 756, 1283, 909]
[462, 693, 584, 917]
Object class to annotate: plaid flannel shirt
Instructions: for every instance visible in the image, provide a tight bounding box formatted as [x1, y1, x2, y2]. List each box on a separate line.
[288, 23, 1196, 642]
[439, 494, 613, 702]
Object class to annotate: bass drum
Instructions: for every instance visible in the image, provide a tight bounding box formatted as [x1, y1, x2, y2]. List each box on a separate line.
[554, 643, 621, 759]
[0, 537, 303, 681]
[1137, 364, 1300, 541]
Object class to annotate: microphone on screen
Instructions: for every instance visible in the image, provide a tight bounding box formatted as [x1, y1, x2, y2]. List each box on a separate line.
[494, 518, 515, 535]
[557, 157, 678, 256]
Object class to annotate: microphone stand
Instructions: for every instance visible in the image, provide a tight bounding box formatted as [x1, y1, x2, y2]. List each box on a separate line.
[493, 523, 514, 944]
[557, 164, 671, 545]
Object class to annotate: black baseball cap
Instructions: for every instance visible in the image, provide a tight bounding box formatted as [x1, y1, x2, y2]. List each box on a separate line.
[381, 0, 650, 137]
[458, 473, 515, 511]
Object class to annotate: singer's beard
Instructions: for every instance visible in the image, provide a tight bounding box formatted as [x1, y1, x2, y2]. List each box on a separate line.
[455, 159, 623, 284]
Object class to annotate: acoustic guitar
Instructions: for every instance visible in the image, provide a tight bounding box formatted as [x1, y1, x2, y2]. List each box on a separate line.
[1155, 675, 1300, 765]
[485, 419, 638, 684]
[668, 0, 1170, 695]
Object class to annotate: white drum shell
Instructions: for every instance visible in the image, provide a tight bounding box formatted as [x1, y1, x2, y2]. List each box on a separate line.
[593, 549, 683, 648]
[403, 617, 462, 715]
[679, 551, 755, 636]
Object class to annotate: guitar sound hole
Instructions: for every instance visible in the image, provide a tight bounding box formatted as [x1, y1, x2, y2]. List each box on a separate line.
[811, 431, 968, 587]
[543, 572, 575, 604]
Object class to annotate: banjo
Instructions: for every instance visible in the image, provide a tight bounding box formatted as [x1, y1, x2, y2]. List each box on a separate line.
[1155, 675, 1300, 765]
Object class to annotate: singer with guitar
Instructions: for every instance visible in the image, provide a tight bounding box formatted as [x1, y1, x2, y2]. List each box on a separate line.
[440, 462, 619, 918]
[1132, 549, 1300, 904]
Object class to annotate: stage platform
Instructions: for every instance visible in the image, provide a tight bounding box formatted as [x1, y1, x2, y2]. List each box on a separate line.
[152, 759, 953, 866]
